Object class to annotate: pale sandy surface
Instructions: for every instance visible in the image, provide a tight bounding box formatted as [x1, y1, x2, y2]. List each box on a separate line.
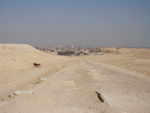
[0, 44, 150, 113]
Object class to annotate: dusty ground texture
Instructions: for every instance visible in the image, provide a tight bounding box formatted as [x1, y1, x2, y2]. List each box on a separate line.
[0, 44, 150, 113]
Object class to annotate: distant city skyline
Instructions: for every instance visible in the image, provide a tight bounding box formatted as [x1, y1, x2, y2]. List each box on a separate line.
[0, 0, 150, 47]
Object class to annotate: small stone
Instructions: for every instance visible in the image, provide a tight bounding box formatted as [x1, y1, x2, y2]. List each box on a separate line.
[14, 90, 23, 96]
[0, 98, 4, 101]
[145, 90, 149, 93]
[40, 77, 48, 81]
[24, 89, 34, 94]
[96, 91, 105, 103]
[8, 94, 13, 98]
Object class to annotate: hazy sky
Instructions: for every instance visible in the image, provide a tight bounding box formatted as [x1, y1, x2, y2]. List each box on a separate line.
[0, 0, 150, 47]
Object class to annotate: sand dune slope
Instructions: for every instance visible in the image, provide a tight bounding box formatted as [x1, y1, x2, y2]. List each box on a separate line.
[0, 44, 68, 98]
[0, 44, 44, 71]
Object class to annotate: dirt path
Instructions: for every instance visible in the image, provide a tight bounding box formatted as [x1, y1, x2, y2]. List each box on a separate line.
[0, 58, 150, 113]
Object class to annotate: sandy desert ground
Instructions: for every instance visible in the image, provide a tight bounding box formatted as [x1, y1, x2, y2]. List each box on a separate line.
[0, 44, 150, 113]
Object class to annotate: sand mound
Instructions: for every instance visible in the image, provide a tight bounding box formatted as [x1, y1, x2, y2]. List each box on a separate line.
[0, 44, 52, 97]
[0, 44, 38, 52]
[0, 44, 48, 71]
[0, 44, 68, 98]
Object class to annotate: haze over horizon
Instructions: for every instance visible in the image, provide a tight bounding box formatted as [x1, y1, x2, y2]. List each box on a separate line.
[0, 0, 150, 47]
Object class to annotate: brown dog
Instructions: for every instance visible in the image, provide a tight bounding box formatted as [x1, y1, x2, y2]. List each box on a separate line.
[33, 63, 41, 68]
